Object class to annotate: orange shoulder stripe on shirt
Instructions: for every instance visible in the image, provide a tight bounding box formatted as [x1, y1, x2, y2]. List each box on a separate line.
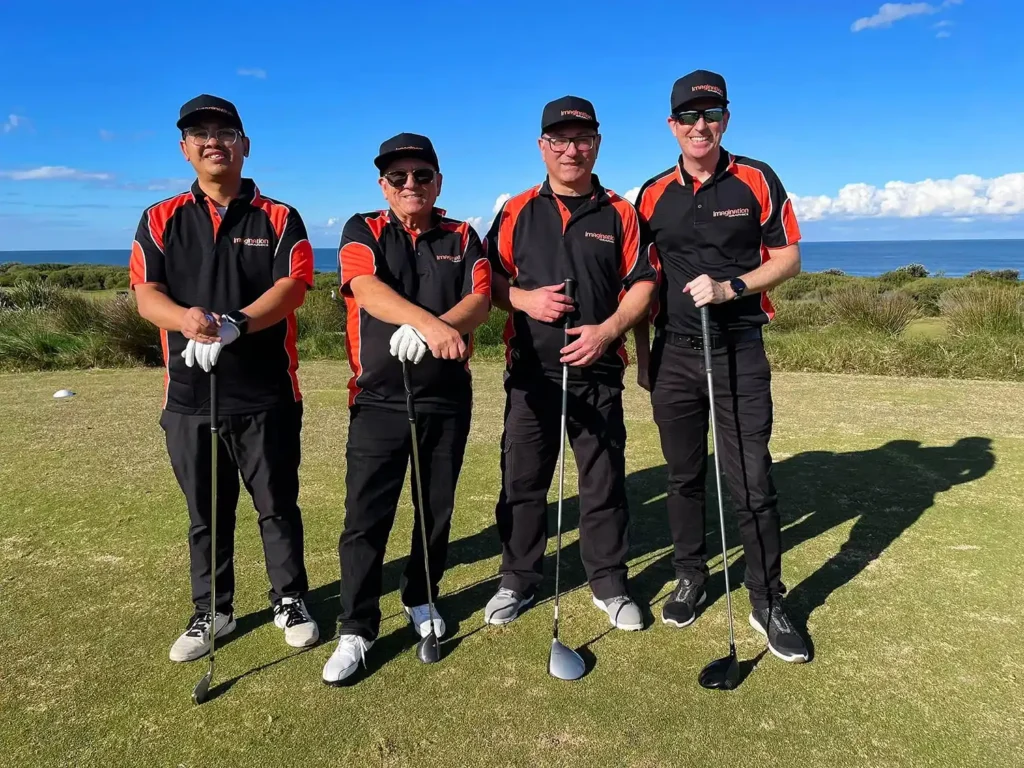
[440, 219, 471, 255]
[129, 240, 147, 286]
[365, 211, 388, 241]
[729, 163, 773, 227]
[252, 195, 290, 239]
[637, 172, 676, 222]
[608, 194, 640, 280]
[471, 257, 492, 297]
[497, 187, 540, 278]
[779, 197, 801, 245]
[147, 191, 193, 253]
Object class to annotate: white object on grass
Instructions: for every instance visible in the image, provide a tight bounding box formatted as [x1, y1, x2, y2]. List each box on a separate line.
[53, 389, 75, 399]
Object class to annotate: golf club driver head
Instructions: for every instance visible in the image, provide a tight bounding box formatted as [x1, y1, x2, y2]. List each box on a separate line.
[698, 649, 740, 690]
[416, 633, 441, 664]
[548, 639, 586, 681]
[192, 669, 212, 704]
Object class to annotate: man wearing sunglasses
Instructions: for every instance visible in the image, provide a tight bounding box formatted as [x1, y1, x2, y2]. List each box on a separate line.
[130, 94, 320, 663]
[633, 70, 810, 663]
[323, 133, 491, 684]
[482, 97, 659, 632]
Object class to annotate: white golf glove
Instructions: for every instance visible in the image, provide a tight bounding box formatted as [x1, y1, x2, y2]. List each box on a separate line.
[389, 324, 427, 364]
[181, 322, 241, 372]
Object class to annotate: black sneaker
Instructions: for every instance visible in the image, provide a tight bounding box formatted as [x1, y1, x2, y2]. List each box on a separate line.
[661, 578, 707, 628]
[749, 602, 809, 663]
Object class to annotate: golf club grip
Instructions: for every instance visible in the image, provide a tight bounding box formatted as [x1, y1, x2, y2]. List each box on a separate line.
[563, 277, 577, 330]
[700, 305, 712, 370]
[402, 362, 415, 422]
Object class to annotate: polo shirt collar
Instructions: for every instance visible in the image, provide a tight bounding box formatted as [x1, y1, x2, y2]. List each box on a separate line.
[676, 150, 735, 186]
[384, 206, 447, 235]
[190, 177, 259, 206]
[539, 174, 608, 203]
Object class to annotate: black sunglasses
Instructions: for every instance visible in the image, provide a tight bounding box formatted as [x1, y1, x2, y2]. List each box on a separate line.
[382, 168, 437, 188]
[672, 107, 726, 125]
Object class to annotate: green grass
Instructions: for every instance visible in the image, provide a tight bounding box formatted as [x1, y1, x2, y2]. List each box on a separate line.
[2, 362, 1023, 766]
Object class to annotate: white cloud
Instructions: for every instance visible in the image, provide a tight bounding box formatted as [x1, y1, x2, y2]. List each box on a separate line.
[237, 68, 267, 79]
[326, 217, 339, 228]
[465, 216, 486, 234]
[851, 0, 960, 32]
[2, 114, 26, 133]
[0, 166, 114, 181]
[936, 29, 951, 37]
[791, 172, 1024, 221]
[623, 187, 640, 204]
[118, 178, 191, 192]
[493, 193, 511, 215]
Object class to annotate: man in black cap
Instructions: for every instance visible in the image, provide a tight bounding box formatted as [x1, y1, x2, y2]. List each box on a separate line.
[482, 97, 659, 632]
[633, 70, 810, 662]
[322, 132, 492, 684]
[131, 94, 320, 663]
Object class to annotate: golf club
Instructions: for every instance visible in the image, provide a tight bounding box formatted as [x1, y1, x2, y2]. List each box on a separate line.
[697, 304, 740, 691]
[402, 362, 441, 664]
[548, 277, 586, 682]
[192, 367, 218, 705]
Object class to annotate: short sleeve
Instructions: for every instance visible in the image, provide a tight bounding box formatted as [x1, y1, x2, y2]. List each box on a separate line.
[483, 207, 509, 280]
[338, 215, 384, 296]
[129, 210, 167, 289]
[272, 207, 314, 287]
[614, 198, 659, 292]
[761, 167, 802, 249]
[461, 226, 492, 301]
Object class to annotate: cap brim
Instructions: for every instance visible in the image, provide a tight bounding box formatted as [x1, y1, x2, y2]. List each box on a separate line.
[176, 108, 243, 131]
[672, 96, 728, 113]
[374, 149, 439, 172]
[541, 118, 600, 134]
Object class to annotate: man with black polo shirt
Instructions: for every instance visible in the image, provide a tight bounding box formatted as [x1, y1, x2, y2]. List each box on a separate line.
[634, 70, 810, 662]
[131, 94, 319, 662]
[482, 97, 659, 632]
[322, 133, 491, 684]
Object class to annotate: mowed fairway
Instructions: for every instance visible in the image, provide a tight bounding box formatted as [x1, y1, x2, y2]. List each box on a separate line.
[2, 361, 1022, 767]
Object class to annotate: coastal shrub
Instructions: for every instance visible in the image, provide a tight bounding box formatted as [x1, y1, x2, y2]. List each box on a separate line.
[897, 277, 959, 316]
[940, 286, 1024, 338]
[767, 298, 833, 331]
[827, 287, 920, 336]
[5, 280, 68, 310]
[296, 288, 345, 339]
[100, 293, 162, 364]
[967, 269, 1020, 282]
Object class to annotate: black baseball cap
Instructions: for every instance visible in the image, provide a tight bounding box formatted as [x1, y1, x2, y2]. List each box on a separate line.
[541, 96, 600, 134]
[176, 94, 244, 132]
[373, 132, 440, 172]
[671, 70, 729, 113]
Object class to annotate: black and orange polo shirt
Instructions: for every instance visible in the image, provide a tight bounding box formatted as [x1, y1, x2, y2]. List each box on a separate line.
[129, 178, 314, 415]
[338, 208, 491, 413]
[485, 176, 659, 384]
[636, 150, 801, 337]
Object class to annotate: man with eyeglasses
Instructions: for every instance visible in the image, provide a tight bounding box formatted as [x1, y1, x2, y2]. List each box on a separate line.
[130, 94, 320, 663]
[322, 132, 491, 684]
[482, 97, 659, 632]
[633, 70, 810, 662]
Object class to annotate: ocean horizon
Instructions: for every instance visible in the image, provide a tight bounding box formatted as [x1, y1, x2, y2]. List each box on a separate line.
[1, 239, 1021, 278]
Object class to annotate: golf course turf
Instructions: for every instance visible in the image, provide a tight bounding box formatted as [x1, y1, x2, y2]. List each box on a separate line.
[2, 361, 1021, 766]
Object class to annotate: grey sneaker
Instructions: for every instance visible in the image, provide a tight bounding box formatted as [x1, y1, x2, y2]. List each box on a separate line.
[484, 587, 534, 625]
[592, 595, 643, 631]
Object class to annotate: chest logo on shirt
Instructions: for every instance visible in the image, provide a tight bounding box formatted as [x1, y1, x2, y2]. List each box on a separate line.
[233, 237, 270, 247]
[584, 231, 615, 244]
[435, 253, 464, 263]
[713, 208, 751, 219]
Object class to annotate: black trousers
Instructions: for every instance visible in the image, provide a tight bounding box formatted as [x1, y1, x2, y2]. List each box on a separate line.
[494, 375, 630, 600]
[649, 335, 784, 609]
[160, 402, 309, 615]
[337, 405, 471, 640]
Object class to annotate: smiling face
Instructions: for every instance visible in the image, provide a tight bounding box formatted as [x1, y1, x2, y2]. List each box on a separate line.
[378, 158, 442, 220]
[668, 98, 729, 164]
[538, 122, 601, 189]
[179, 116, 249, 181]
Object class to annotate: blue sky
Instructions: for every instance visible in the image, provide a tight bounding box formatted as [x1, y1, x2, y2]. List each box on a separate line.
[2, 0, 1023, 251]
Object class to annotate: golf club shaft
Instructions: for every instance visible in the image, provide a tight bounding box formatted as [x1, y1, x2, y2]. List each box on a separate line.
[701, 305, 736, 651]
[552, 277, 576, 642]
[403, 363, 438, 637]
[209, 370, 218, 663]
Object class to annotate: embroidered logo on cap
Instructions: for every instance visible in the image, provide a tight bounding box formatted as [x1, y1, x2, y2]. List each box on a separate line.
[560, 109, 594, 121]
[692, 84, 725, 98]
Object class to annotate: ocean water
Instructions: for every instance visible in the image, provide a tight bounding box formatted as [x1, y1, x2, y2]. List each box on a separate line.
[2, 240, 1021, 278]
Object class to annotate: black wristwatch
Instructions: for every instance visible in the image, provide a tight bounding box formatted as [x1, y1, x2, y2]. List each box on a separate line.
[222, 310, 249, 335]
[729, 277, 747, 299]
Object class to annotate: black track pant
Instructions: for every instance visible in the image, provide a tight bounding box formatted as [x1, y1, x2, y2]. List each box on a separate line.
[494, 375, 630, 600]
[337, 405, 471, 641]
[160, 402, 309, 615]
[649, 335, 784, 609]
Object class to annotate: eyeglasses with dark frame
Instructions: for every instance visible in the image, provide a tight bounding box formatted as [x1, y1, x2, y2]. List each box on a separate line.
[541, 135, 598, 153]
[183, 127, 244, 146]
[672, 107, 726, 126]
[382, 168, 437, 188]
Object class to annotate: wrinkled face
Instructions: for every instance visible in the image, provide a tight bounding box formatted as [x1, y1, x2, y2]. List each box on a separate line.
[379, 159, 441, 219]
[668, 99, 729, 162]
[538, 122, 600, 187]
[179, 117, 249, 179]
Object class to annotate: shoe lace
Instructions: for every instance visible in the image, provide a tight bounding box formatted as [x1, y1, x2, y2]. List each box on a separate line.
[186, 613, 211, 638]
[338, 635, 368, 668]
[671, 580, 698, 604]
[278, 600, 309, 628]
[496, 587, 518, 600]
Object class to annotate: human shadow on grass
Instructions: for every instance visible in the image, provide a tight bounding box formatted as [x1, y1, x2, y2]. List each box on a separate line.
[624, 436, 996, 664]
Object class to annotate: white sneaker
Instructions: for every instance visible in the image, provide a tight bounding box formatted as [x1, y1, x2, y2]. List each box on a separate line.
[403, 603, 446, 638]
[322, 634, 373, 685]
[273, 597, 320, 648]
[169, 611, 236, 662]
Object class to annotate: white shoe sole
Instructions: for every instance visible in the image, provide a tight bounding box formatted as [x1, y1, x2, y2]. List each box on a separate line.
[592, 596, 643, 631]
[322, 657, 361, 686]
[284, 624, 320, 648]
[169, 616, 237, 662]
[748, 613, 810, 663]
[661, 591, 707, 628]
[484, 595, 534, 626]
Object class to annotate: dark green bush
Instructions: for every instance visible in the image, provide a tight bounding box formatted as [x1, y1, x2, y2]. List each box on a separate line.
[826, 287, 921, 336]
[940, 286, 1024, 338]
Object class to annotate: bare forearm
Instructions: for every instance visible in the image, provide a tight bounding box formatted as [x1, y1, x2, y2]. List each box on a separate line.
[240, 278, 307, 333]
[135, 285, 187, 331]
[491, 274, 513, 313]
[733, 244, 801, 296]
[349, 275, 442, 333]
[601, 281, 656, 339]
[440, 294, 489, 335]
[632, 318, 651, 358]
